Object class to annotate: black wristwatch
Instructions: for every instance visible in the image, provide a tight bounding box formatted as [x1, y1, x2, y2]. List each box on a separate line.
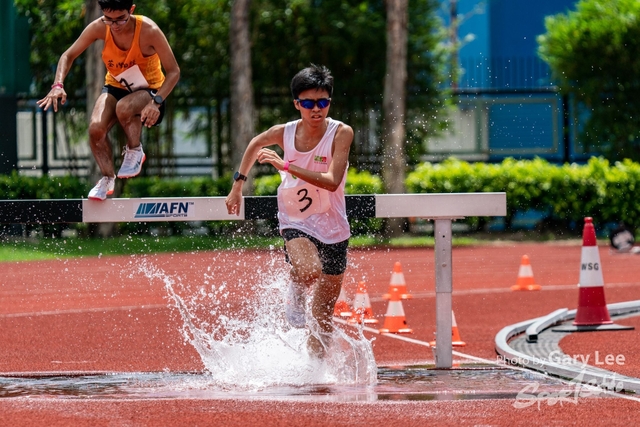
[233, 171, 247, 182]
[152, 94, 164, 105]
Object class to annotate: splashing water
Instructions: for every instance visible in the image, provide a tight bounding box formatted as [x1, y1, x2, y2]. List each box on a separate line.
[137, 254, 377, 390]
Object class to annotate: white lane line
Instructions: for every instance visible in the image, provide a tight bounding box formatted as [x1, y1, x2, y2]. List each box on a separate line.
[336, 319, 490, 360]
[333, 317, 500, 366]
[0, 304, 168, 318]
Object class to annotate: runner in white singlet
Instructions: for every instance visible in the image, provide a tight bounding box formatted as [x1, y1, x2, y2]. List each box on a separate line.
[225, 64, 354, 359]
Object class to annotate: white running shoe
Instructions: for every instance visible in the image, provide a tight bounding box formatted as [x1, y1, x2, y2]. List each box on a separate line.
[88, 176, 115, 201]
[285, 281, 306, 328]
[117, 145, 146, 178]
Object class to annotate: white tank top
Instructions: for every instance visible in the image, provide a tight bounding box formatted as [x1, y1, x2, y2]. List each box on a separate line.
[277, 118, 350, 244]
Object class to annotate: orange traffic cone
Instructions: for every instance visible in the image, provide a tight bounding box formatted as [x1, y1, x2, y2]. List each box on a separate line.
[511, 255, 541, 291]
[430, 311, 466, 347]
[553, 217, 633, 332]
[383, 262, 413, 299]
[378, 287, 413, 334]
[333, 287, 352, 319]
[348, 281, 378, 324]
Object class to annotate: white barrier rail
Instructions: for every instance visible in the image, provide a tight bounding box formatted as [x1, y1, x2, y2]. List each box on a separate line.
[1, 192, 507, 368]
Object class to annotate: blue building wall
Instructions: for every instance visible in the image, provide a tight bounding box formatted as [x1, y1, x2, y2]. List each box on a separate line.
[451, 0, 575, 90]
[437, 0, 588, 163]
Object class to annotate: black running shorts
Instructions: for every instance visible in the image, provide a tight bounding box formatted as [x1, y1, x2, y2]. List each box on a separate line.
[101, 85, 165, 126]
[282, 228, 349, 276]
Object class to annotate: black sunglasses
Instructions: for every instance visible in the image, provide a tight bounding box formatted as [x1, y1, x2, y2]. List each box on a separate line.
[296, 98, 331, 109]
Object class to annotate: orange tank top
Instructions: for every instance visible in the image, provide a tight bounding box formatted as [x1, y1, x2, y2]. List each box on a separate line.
[102, 15, 165, 91]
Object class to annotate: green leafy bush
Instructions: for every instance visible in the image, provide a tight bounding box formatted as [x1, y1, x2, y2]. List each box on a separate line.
[0, 171, 87, 199]
[253, 174, 282, 196]
[121, 176, 231, 198]
[406, 157, 640, 232]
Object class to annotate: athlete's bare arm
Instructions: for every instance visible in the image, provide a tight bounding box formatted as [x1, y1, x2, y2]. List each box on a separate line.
[139, 17, 180, 102]
[139, 17, 181, 127]
[256, 123, 354, 192]
[225, 125, 286, 215]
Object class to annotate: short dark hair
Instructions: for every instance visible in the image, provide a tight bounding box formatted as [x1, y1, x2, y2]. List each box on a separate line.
[98, 0, 133, 12]
[290, 64, 334, 99]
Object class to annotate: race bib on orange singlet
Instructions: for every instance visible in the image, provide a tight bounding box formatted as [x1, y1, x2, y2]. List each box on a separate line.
[110, 65, 150, 92]
[281, 183, 331, 221]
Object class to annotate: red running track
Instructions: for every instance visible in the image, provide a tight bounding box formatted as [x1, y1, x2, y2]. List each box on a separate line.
[1, 242, 640, 425]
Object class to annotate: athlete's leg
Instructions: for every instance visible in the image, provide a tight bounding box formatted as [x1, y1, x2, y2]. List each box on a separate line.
[285, 237, 323, 289]
[308, 272, 343, 358]
[285, 237, 327, 354]
[115, 90, 153, 149]
[285, 236, 346, 358]
[88, 93, 119, 177]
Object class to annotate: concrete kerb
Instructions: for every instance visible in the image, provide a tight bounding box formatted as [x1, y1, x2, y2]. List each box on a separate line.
[495, 300, 640, 394]
[525, 308, 570, 343]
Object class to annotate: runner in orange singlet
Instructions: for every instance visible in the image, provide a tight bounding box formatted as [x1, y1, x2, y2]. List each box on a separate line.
[37, 0, 180, 200]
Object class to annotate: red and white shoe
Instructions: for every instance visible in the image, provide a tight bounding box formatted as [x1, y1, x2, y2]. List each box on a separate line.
[88, 176, 115, 201]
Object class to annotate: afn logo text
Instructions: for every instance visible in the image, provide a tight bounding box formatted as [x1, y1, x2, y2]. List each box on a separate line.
[134, 202, 194, 219]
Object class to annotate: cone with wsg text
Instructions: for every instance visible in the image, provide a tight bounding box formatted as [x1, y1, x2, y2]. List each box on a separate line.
[378, 286, 413, 334]
[348, 281, 378, 324]
[430, 310, 466, 347]
[574, 217, 613, 326]
[333, 287, 352, 319]
[511, 255, 541, 291]
[383, 262, 413, 300]
[552, 217, 634, 332]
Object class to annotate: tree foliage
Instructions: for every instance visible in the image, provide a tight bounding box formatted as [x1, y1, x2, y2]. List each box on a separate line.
[538, 0, 640, 162]
[14, 0, 86, 96]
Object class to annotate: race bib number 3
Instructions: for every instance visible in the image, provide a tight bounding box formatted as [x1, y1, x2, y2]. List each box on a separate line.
[281, 183, 331, 221]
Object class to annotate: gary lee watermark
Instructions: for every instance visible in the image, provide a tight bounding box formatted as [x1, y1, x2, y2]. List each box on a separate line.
[497, 351, 630, 409]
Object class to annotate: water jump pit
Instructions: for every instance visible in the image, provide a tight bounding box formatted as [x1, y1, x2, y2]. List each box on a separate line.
[0, 365, 575, 402]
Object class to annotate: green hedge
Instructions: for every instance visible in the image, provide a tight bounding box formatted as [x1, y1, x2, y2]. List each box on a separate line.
[0, 171, 88, 199]
[406, 157, 640, 231]
[0, 173, 233, 200]
[121, 176, 232, 198]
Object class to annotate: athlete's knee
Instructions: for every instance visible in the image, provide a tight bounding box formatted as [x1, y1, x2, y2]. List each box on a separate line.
[88, 121, 108, 143]
[291, 264, 321, 286]
[115, 99, 138, 122]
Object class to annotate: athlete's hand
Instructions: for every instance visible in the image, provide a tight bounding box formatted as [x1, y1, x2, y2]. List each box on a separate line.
[257, 148, 284, 170]
[141, 102, 161, 128]
[37, 87, 67, 112]
[225, 189, 243, 216]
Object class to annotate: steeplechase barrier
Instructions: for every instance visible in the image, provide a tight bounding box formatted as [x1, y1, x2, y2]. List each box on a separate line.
[0, 193, 507, 368]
